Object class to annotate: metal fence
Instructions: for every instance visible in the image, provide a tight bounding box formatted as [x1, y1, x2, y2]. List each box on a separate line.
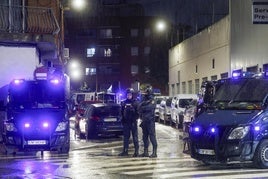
[0, 4, 59, 35]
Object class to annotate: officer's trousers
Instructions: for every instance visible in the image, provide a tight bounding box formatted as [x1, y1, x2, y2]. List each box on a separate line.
[123, 122, 139, 151]
[141, 120, 157, 149]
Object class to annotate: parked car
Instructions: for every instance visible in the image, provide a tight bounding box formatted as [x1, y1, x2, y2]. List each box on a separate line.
[79, 103, 123, 139]
[158, 96, 173, 124]
[154, 96, 169, 122]
[170, 94, 198, 128]
[182, 99, 198, 139]
[74, 100, 102, 137]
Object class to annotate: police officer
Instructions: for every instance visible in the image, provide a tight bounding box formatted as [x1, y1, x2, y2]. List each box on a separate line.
[118, 88, 139, 157]
[138, 86, 158, 158]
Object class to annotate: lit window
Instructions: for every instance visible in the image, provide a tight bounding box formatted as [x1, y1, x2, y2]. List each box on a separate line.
[104, 48, 112, 57]
[131, 47, 139, 56]
[144, 28, 150, 37]
[87, 48, 95, 57]
[85, 68, 96, 75]
[131, 29, 138, 37]
[144, 46, 150, 55]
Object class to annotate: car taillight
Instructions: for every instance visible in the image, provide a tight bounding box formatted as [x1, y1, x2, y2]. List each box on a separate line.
[90, 116, 100, 121]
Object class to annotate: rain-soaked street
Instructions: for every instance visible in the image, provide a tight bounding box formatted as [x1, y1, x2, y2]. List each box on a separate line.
[1, 119, 268, 179]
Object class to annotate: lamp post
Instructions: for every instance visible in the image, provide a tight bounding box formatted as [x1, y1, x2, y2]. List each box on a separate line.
[71, 0, 86, 10]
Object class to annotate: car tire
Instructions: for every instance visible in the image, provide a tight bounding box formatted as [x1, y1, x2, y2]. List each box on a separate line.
[58, 142, 70, 154]
[253, 139, 268, 168]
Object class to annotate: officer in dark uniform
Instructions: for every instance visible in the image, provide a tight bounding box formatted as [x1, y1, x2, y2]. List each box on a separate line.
[138, 86, 158, 158]
[118, 88, 139, 157]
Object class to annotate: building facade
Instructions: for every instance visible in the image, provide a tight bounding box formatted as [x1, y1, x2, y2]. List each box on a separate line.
[65, 15, 169, 94]
[0, 0, 66, 91]
[169, 0, 268, 96]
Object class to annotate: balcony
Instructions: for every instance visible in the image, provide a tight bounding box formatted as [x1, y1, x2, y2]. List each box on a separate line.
[0, 4, 60, 61]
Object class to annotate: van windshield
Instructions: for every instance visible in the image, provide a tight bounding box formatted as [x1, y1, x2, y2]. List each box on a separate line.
[214, 78, 268, 110]
[8, 80, 65, 109]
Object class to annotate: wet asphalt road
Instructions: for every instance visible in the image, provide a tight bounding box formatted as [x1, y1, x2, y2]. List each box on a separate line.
[1, 119, 268, 178]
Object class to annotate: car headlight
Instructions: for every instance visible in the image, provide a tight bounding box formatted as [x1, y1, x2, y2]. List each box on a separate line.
[55, 122, 68, 132]
[228, 126, 250, 140]
[5, 123, 17, 132]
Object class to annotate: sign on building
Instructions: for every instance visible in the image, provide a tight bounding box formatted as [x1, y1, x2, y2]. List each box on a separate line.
[252, 1, 268, 24]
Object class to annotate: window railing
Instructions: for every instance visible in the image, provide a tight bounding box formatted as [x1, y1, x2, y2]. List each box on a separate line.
[0, 4, 59, 35]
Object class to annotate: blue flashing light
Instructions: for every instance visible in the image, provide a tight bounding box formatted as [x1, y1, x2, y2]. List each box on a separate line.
[50, 79, 60, 84]
[24, 123, 30, 128]
[194, 126, 200, 132]
[43, 122, 49, 128]
[254, 126, 260, 131]
[210, 127, 216, 133]
[232, 72, 242, 78]
[13, 79, 25, 85]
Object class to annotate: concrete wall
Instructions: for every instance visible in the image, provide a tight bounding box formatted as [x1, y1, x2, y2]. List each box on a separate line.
[230, 0, 268, 72]
[169, 16, 230, 96]
[0, 46, 39, 88]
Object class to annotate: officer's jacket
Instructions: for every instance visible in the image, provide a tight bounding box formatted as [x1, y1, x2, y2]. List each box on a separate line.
[121, 99, 139, 124]
[138, 96, 156, 121]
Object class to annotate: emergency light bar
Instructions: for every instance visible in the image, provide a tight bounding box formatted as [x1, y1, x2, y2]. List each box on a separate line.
[232, 71, 242, 78]
[12, 79, 25, 85]
[50, 79, 60, 84]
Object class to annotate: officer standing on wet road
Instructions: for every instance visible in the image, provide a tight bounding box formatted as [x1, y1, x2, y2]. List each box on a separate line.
[138, 86, 158, 158]
[118, 88, 139, 157]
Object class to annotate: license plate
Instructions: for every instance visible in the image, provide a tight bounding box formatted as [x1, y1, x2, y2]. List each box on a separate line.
[104, 118, 117, 122]
[27, 140, 47, 145]
[197, 149, 215, 155]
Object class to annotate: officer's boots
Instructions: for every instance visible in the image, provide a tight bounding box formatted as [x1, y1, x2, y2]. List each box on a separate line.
[132, 147, 139, 157]
[140, 148, 149, 157]
[150, 147, 157, 158]
[118, 148, 128, 156]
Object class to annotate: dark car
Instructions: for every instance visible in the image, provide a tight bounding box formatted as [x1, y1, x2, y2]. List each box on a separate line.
[79, 103, 123, 139]
[74, 100, 102, 137]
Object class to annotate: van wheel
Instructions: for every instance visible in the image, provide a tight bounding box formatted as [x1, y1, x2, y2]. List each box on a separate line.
[253, 139, 268, 168]
[4, 146, 16, 155]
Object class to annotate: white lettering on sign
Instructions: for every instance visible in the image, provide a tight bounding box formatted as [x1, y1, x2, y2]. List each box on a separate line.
[252, 2, 268, 24]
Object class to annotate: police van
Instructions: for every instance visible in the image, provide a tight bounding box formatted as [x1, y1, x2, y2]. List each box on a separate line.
[189, 71, 268, 168]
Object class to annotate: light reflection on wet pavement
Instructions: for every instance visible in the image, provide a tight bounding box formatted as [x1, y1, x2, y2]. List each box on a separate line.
[0, 122, 194, 178]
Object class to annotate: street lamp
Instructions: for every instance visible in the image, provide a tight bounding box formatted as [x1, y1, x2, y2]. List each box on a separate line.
[71, 0, 86, 10]
[69, 60, 82, 80]
[156, 20, 167, 32]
